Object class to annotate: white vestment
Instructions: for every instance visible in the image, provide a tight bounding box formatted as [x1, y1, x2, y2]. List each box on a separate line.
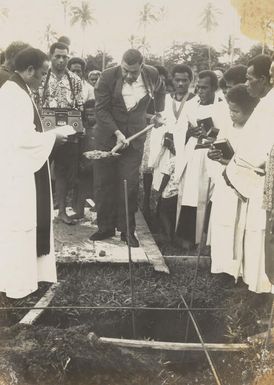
[148, 94, 191, 190]
[210, 122, 246, 278]
[0, 81, 57, 298]
[225, 89, 274, 293]
[174, 95, 230, 243]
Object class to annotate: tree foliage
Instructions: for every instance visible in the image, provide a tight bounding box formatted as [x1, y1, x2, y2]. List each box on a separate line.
[70, 1, 95, 30]
[161, 42, 221, 72]
[234, 44, 273, 65]
[199, 2, 220, 33]
[70, 1, 95, 56]
[44, 24, 58, 52]
[231, 0, 274, 49]
[85, 50, 116, 73]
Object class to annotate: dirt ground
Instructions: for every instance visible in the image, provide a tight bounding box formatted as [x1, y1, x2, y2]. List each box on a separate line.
[1, 202, 274, 385]
[1, 259, 274, 385]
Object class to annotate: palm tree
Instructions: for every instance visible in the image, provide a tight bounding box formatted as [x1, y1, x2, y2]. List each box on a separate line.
[129, 34, 138, 49]
[137, 36, 150, 57]
[70, 1, 95, 56]
[61, 0, 71, 29]
[0, 7, 8, 20]
[199, 2, 221, 69]
[44, 24, 58, 52]
[157, 6, 167, 65]
[139, 3, 158, 57]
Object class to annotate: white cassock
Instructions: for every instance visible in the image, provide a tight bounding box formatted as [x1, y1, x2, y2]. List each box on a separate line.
[210, 121, 246, 278]
[148, 94, 191, 190]
[174, 95, 230, 243]
[0, 81, 57, 298]
[225, 88, 274, 293]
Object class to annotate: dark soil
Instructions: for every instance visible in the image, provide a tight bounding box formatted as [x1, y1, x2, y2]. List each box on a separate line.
[1, 206, 274, 385]
[0, 282, 52, 327]
[37, 262, 272, 342]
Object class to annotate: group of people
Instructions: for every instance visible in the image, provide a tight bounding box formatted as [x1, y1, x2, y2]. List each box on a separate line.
[0, 36, 274, 300]
[146, 54, 274, 295]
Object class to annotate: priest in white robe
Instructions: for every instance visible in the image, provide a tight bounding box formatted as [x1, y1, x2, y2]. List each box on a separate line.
[174, 70, 229, 250]
[0, 47, 74, 298]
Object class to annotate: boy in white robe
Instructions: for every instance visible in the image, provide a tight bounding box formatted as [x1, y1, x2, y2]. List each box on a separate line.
[148, 64, 195, 191]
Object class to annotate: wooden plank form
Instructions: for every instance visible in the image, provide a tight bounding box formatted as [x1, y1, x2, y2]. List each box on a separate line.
[19, 282, 61, 325]
[135, 210, 169, 274]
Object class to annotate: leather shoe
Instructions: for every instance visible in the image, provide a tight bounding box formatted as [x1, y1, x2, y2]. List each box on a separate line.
[56, 213, 76, 225]
[121, 232, 139, 248]
[89, 230, 115, 241]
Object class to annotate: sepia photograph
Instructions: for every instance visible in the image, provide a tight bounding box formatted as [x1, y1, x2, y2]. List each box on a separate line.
[0, 0, 274, 384]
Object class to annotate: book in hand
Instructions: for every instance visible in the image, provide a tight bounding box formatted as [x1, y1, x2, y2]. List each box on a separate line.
[197, 117, 219, 138]
[213, 138, 234, 161]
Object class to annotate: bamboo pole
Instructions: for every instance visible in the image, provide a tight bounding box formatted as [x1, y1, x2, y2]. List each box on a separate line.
[98, 337, 249, 352]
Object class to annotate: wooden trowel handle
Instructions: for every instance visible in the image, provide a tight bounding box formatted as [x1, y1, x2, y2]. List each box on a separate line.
[111, 124, 155, 153]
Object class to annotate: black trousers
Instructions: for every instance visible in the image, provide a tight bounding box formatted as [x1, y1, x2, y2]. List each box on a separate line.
[157, 195, 178, 242]
[93, 145, 143, 233]
[54, 142, 80, 185]
[176, 206, 197, 244]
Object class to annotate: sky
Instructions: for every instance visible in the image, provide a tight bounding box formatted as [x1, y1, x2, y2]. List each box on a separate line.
[0, 0, 261, 61]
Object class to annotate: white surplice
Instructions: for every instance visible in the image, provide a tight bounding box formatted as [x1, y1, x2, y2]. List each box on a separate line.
[174, 95, 230, 243]
[148, 94, 190, 190]
[210, 122, 246, 278]
[225, 88, 274, 293]
[0, 81, 57, 298]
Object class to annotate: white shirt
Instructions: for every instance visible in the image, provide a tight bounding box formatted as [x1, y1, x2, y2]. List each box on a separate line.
[122, 75, 147, 111]
[82, 79, 95, 103]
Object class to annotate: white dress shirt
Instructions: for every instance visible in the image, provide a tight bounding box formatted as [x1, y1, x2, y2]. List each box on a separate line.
[122, 75, 147, 111]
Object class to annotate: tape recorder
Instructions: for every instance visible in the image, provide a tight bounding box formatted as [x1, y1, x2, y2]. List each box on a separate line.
[41, 108, 84, 134]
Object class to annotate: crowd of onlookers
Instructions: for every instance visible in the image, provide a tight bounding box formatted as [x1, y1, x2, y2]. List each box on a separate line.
[0, 36, 274, 296]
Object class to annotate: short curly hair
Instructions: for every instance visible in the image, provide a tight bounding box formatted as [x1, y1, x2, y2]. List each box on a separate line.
[226, 84, 259, 115]
[171, 64, 193, 81]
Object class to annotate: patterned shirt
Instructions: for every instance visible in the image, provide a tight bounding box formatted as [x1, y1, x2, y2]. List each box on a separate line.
[37, 69, 83, 110]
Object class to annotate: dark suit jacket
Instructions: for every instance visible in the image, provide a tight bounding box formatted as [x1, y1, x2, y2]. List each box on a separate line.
[0, 66, 12, 88]
[94, 64, 165, 151]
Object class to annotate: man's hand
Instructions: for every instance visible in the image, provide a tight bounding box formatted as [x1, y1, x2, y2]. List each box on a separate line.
[113, 130, 129, 152]
[187, 125, 202, 138]
[207, 146, 229, 165]
[150, 113, 165, 128]
[53, 125, 76, 145]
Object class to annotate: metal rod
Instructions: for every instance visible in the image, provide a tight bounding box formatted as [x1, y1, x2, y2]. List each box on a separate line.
[264, 295, 274, 350]
[184, 178, 212, 343]
[124, 179, 136, 338]
[0, 305, 226, 312]
[180, 294, 223, 385]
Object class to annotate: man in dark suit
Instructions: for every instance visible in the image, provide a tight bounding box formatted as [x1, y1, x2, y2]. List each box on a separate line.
[90, 49, 165, 247]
